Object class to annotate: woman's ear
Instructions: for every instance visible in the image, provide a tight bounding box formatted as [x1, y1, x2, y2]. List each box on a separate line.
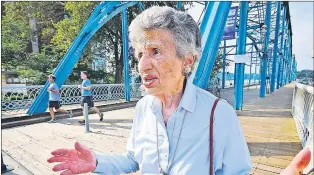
[183, 55, 195, 68]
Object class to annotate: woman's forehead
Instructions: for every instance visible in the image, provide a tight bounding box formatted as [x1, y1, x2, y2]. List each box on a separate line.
[133, 30, 175, 50]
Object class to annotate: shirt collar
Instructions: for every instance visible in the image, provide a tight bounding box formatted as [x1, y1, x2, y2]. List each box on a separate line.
[179, 77, 197, 113]
[150, 77, 197, 114]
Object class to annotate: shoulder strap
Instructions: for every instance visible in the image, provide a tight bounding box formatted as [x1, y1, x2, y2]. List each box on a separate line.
[210, 98, 220, 175]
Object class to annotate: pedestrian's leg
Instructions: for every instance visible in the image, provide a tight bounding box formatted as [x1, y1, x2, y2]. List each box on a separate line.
[91, 107, 103, 121]
[56, 108, 67, 113]
[56, 108, 73, 117]
[48, 108, 56, 123]
[49, 107, 55, 119]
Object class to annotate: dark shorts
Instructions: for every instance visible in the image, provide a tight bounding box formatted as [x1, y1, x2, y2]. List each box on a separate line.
[81, 96, 94, 108]
[49, 101, 61, 109]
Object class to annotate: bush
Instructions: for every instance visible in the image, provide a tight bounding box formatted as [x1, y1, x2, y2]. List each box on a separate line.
[9, 95, 23, 101]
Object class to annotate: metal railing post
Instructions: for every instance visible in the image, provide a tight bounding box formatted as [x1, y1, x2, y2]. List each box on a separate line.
[84, 103, 90, 133]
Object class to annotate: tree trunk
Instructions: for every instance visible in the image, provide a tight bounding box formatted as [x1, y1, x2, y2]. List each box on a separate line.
[114, 38, 123, 83]
[29, 17, 39, 53]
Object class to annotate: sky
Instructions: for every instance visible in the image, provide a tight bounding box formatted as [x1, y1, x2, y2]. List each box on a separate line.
[187, 2, 314, 72]
[289, 2, 313, 71]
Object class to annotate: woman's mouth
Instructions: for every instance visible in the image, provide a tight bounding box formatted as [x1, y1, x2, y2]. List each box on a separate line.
[143, 76, 158, 88]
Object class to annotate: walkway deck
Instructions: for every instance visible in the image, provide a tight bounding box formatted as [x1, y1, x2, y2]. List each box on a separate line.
[2, 83, 302, 175]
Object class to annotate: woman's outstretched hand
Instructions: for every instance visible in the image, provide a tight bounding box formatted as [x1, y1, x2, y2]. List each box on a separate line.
[280, 148, 311, 175]
[47, 142, 97, 175]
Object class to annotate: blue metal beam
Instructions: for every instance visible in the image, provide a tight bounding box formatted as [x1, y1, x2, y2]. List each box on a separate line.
[260, 1, 271, 98]
[281, 28, 290, 86]
[270, 2, 281, 92]
[281, 38, 288, 86]
[234, 1, 249, 110]
[279, 11, 288, 88]
[291, 56, 297, 80]
[247, 25, 261, 30]
[137, 2, 145, 11]
[122, 9, 130, 101]
[199, 2, 215, 36]
[222, 40, 226, 89]
[285, 37, 291, 84]
[248, 46, 253, 87]
[193, 2, 232, 89]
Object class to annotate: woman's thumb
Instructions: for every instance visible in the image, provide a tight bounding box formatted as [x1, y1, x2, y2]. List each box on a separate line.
[75, 141, 90, 155]
[281, 148, 311, 175]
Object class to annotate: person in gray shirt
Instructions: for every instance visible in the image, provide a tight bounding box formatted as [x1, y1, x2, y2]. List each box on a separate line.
[47, 75, 72, 123]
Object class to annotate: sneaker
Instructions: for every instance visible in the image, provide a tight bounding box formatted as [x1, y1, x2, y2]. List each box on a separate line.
[99, 113, 104, 121]
[78, 120, 85, 124]
[68, 110, 73, 118]
[48, 119, 56, 123]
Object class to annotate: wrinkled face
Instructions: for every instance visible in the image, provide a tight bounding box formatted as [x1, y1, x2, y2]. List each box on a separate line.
[80, 72, 87, 80]
[135, 29, 186, 96]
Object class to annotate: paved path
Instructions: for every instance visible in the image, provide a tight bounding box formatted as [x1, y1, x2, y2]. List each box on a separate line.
[2, 83, 302, 175]
[236, 83, 302, 174]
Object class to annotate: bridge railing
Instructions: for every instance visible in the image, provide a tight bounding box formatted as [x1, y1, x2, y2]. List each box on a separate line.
[1, 83, 142, 113]
[291, 82, 313, 172]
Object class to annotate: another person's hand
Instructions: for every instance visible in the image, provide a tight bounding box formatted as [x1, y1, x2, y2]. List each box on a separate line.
[47, 142, 97, 175]
[280, 148, 311, 175]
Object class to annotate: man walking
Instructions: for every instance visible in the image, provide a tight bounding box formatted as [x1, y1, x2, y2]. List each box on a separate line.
[78, 71, 103, 124]
[47, 75, 72, 123]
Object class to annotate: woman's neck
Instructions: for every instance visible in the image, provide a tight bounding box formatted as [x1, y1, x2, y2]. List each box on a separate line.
[156, 78, 187, 124]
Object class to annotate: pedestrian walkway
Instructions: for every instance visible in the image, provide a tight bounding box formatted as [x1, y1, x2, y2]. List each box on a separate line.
[238, 83, 302, 174]
[1, 83, 302, 175]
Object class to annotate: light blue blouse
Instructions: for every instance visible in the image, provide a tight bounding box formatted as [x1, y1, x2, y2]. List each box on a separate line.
[94, 78, 252, 175]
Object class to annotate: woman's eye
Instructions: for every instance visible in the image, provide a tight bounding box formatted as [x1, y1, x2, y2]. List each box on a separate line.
[153, 48, 160, 55]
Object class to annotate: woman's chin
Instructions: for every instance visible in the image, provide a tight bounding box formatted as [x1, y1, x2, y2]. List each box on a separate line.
[144, 88, 162, 96]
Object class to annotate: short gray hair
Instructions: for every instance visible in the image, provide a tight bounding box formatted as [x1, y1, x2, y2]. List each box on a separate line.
[129, 6, 202, 61]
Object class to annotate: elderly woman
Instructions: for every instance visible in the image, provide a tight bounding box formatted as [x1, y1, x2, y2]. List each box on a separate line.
[48, 6, 311, 175]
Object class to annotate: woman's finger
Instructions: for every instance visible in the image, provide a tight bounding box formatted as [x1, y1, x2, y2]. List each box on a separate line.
[53, 163, 69, 172]
[51, 149, 72, 156]
[47, 156, 69, 163]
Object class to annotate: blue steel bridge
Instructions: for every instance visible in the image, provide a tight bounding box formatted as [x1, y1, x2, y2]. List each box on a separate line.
[1, 2, 312, 175]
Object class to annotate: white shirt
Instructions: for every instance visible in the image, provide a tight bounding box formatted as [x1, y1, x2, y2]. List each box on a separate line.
[94, 78, 252, 175]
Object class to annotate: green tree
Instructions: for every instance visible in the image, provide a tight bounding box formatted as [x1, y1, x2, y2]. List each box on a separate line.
[210, 50, 227, 80]
[1, 2, 66, 84]
[1, 2, 31, 70]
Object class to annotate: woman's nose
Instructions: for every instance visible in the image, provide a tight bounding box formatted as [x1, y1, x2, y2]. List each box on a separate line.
[138, 55, 153, 72]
